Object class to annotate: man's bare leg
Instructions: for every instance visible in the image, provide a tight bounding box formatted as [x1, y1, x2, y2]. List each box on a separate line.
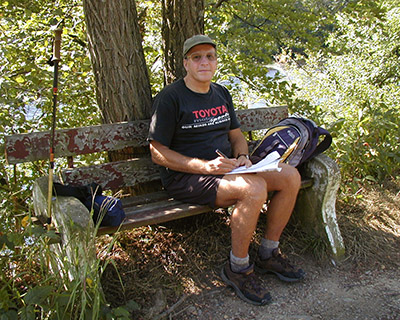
[215, 164, 301, 257]
[255, 163, 305, 282]
[215, 174, 268, 258]
[258, 163, 301, 241]
[216, 174, 272, 306]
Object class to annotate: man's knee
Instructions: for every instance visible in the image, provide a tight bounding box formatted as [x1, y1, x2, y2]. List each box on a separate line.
[286, 166, 302, 192]
[247, 176, 268, 202]
[236, 175, 268, 205]
[217, 175, 267, 207]
[276, 164, 301, 191]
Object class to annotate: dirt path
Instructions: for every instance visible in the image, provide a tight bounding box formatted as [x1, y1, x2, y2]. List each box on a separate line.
[170, 260, 400, 320]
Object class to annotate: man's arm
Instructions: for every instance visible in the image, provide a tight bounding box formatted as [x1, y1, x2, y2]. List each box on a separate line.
[229, 128, 252, 167]
[149, 140, 238, 175]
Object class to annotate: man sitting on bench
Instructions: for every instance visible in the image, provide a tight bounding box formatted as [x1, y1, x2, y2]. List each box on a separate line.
[148, 35, 305, 306]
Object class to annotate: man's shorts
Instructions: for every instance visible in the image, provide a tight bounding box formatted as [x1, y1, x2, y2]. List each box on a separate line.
[165, 172, 224, 209]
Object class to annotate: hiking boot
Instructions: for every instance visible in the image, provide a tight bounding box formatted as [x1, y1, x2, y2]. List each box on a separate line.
[220, 261, 272, 306]
[255, 248, 305, 282]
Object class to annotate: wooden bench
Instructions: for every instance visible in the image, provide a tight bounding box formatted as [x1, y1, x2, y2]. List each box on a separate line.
[5, 106, 345, 260]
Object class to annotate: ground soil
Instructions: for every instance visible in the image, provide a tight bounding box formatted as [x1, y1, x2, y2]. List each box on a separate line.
[99, 175, 400, 320]
[168, 259, 400, 320]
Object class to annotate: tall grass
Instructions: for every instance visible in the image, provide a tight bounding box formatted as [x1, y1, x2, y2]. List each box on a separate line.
[0, 199, 136, 319]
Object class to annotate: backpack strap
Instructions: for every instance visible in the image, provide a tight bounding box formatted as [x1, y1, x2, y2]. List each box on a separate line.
[315, 127, 332, 156]
[53, 182, 102, 203]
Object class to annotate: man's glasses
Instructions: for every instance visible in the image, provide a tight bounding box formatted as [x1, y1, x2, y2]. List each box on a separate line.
[185, 52, 217, 62]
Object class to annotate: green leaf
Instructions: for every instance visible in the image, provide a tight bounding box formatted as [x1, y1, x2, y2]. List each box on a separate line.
[365, 175, 377, 183]
[124, 299, 140, 311]
[0, 234, 14, 250]
[0, 309, 18, 320]
[23, 286, 54, 307]
[112, 306, 131, 317]
[15, 76, 25, 83]
[19, 305, 35, 320]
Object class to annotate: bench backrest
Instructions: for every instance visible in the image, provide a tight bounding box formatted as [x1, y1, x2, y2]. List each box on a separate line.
[5, 106, 288, 190]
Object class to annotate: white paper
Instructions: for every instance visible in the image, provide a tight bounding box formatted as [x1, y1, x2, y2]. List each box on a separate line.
[226, 151, 282, 174]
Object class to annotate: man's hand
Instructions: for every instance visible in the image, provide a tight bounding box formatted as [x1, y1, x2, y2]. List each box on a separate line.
[206, 155, 252, 174]
[236, 155, 252, 168]
[150, 140, 252, 176]
[205, 157, 237, 174]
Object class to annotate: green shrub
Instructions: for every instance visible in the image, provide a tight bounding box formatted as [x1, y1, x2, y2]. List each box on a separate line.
[285, 6, 400, 193]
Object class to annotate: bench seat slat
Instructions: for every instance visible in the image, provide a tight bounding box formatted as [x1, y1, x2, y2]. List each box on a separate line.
[123, 199, 184, 215]
[120, 191, 169, 207]
[300, 178, 313, 189]
[97, 178, 314, 234]
[97, 200, 211, 235]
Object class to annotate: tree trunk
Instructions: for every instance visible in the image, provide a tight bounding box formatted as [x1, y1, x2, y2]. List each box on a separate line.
[161, 0, 205, 85]
[83, 0, 152, 123]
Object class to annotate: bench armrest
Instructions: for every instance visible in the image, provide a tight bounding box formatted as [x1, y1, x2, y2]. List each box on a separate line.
[295, 154, 345, 259]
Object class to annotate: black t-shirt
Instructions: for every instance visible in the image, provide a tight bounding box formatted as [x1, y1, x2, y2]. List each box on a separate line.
[148, 79, 240, 186]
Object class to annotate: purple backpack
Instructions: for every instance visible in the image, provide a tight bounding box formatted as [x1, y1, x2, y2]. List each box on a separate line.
[250, 117, 332, 167]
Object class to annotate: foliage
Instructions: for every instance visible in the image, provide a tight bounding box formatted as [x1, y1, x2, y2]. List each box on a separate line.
[284, 1, 400, 193]
[0, 1, 104, 318]
[0, 208, 138, 319]
[0, 0, 99, 235]
[0, 0, 98, 135]
[136, 0, 164, 96]
[205, 0, 345, 107]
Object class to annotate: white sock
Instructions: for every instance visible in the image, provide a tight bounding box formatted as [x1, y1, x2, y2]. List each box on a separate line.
[259, 238, 279, 260]
[230, 250, 250, 273]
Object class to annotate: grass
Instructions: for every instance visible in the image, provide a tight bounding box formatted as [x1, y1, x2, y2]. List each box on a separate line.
[337, 175, 400, 269]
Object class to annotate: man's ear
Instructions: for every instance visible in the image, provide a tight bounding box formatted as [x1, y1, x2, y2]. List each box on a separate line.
[183, 58, 188, 71]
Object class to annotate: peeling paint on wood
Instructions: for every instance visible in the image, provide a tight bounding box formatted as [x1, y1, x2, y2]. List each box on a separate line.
[62, 157, 159, 190]
[5, 120, 150, 164]
[237, 106, 288, 131]
[5, 106, 287, 164]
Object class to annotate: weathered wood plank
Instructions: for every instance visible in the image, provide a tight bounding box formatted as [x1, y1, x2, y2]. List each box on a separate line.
[97, 200, 212, 235]
[61, 160, 313, 193]
[61, 157, 160, 190]
[4, 120, 150, 164]
[120, 191, 170, 207]
[5, 106, 287, 164]
[236, 106, 288, 132]
[96, 178, 314, 235]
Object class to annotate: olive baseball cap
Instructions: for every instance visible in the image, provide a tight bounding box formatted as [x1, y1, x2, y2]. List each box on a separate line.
[183, 35, 216, 56]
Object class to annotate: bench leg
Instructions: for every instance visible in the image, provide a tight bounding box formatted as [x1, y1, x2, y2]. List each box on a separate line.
[295, 154, 345, 260]
[33, 176, 99, 280]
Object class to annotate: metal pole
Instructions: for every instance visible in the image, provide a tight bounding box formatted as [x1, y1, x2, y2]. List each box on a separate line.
[47, 28, 62, 226]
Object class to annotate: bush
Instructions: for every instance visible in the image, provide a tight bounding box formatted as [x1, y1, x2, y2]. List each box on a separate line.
[284, 6, 400, 192]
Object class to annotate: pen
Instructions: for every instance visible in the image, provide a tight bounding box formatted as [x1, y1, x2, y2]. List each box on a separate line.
[215, 149, 228, 159]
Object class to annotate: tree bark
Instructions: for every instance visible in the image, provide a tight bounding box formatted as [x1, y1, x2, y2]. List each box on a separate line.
[161, 0, 205, 85]
[83, 0, 152, 123]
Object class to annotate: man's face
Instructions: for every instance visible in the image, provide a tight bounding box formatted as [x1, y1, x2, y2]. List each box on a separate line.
[183, 44, 217, 84]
